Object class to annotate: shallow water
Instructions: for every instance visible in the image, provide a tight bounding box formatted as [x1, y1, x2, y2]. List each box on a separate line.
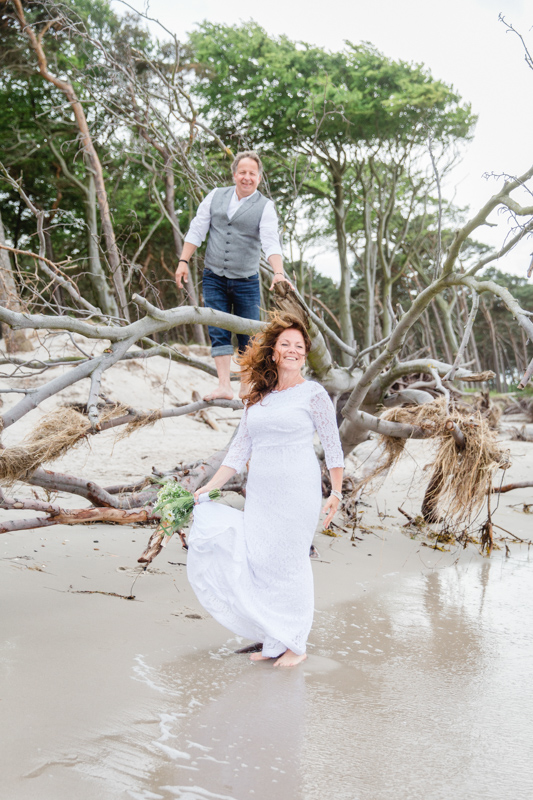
[29, 551, 533, 800]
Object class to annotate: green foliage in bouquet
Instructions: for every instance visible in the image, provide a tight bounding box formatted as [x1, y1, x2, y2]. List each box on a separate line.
[153, 480, 221, 537]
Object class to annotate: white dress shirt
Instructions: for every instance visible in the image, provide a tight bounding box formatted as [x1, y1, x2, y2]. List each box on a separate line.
[185, 188, 282, 259]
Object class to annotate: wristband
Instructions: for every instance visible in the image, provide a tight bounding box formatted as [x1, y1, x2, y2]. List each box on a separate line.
[179, 259, 189, 265]
[330, 489, 343, 501]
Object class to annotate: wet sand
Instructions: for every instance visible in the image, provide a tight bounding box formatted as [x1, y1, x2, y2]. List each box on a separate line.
[2, 490, 532, 800]
[1, 346, 532, 799]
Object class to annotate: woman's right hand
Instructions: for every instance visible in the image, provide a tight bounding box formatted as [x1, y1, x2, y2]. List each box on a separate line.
[193, 466, 236, 504]
[194, 484, 212, 504]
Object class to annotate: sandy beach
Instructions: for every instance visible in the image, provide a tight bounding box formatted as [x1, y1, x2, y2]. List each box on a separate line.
[1, 345, 533, 800]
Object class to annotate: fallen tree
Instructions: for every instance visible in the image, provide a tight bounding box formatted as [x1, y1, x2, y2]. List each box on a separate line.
[0, 0, 531, 555]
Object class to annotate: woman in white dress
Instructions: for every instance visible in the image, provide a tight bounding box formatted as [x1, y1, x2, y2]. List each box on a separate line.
[188, 312, 344, 667]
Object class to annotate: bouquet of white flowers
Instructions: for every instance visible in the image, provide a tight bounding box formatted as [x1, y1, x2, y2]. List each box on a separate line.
[137, 480, 221, 564]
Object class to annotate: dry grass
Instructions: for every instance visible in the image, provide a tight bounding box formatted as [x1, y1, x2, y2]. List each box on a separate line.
[363, 398, 510, 524]
[0, 404, 129, 485]
[114, 409, 163, 442]
[0, 408, 90, 484]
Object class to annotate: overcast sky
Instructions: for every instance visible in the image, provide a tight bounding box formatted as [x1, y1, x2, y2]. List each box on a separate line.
[118, 0, 533, 280]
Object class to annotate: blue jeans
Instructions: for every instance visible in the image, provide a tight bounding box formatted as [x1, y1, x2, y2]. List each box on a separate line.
[202, 269, 261, 356]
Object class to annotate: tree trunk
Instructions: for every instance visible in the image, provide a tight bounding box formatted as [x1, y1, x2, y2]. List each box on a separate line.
[48, 137, 118, 317]
[431, 300, 454, 364]
[0, 209, 32, 352]
[86, 171, 120, 317]
[12, 0, 129, 321]
[163, 163, 206, 345]
[434, 292, 459, 358]
[332, 168, 354, 366]
[421, 308, 438, 359]
[481, 300, 502, 391]
[363, 209, 377, 352]
[459, 290, 482, 373]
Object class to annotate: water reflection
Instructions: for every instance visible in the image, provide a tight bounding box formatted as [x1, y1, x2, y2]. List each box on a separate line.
[143, 659, 307, 800]
[74, 553, 533, 800]
[301, 557, 533, 800]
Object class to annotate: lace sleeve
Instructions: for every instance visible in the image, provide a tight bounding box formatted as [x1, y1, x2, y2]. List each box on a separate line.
[309, 387, 344, 469]
[221, 408, 252, 473]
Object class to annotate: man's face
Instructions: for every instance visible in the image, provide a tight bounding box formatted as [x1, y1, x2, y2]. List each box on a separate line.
[233, 158, 261, 198]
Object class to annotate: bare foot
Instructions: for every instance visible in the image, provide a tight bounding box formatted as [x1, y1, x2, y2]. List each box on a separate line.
[203, 387, 234, 402]
[273, 650, 307, 668]
[249, 653, 272, 662]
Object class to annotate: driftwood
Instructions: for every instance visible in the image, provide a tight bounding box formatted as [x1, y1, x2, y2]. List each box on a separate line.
[190, 390, 220, 430]
[0, 440, 235, 541]
[0, 505, 153, 533]
[137, 524, 178, 564]
[491, 481, 533, 494]
[136, 446, 231, 565]
[27, 467, 156, 508]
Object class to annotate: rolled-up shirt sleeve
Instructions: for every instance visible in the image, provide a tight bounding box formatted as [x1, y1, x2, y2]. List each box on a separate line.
[260, 200, 282, 258]
[184, 189, 216, 247]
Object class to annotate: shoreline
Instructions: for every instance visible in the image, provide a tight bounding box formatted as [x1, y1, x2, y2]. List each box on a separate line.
[1, 347, 532, 798]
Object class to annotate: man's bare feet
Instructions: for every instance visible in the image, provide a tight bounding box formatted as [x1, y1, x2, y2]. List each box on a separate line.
[203, 386, 234, 402]
[273, 650, 307, 668]
[249, 652, 272, 662]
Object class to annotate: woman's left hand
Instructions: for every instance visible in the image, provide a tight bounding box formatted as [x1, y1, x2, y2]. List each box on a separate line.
[321, 495, 340, 529]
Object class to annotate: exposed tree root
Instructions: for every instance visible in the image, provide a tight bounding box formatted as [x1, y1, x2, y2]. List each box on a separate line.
[421, 464, 446, 524]
[358, 398, 510, 526]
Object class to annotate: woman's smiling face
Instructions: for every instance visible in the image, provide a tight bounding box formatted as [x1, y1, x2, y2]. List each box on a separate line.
[273, 328, 307, 372]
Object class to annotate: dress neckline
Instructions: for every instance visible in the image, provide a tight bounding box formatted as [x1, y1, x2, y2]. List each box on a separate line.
[271, 380, 308, 394]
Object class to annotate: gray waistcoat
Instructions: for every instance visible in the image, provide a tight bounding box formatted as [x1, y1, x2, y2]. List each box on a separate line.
[204, 187, 269, 279]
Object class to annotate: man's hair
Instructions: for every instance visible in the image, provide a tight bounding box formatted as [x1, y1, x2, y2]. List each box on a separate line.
[231, 151, 263, 175]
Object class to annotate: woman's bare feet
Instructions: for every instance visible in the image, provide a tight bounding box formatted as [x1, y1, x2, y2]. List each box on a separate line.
[273, 650, 307, 668]
[249, 653, 272, 662]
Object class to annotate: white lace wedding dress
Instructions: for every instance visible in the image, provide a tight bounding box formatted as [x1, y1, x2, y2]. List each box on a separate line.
[187, 380, 344, 658]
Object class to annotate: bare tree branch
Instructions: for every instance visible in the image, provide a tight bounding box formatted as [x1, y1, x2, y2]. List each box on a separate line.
[444, 291, 479, 381]
[442, 162, 533, 277]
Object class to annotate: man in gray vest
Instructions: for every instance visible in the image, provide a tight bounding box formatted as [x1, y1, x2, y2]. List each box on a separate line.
[175, 151, 290, 401]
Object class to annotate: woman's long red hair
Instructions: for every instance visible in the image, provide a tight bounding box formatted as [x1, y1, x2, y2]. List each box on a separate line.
[238, 311, 312, 406]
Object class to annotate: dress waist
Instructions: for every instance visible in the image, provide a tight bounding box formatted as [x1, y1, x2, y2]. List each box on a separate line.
[252, 442, 316, 452]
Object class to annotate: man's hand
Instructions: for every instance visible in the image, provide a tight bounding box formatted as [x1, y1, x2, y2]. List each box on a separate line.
[269, 272, 295, 291]
[175, 262, 189, 289]
[267, 254, 293, 291]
